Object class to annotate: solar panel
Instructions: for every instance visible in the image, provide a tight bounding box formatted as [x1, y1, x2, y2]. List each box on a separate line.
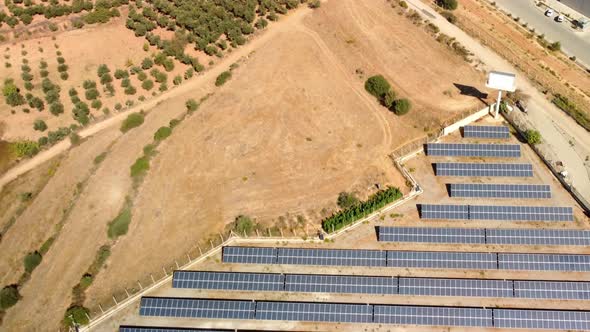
[514, 280, 590, 300]
[470, 205, 573, 221]
[494, 309, 590, 330]
[139, 297, 255, 319]
[435, 162, 533, 177]
[426, 143, 520, 157]
[463, 125, 510, 139]
[374, 305, 493, 327]
[120, 327, 232, 332]
[420, 204, 469, 220]
[498, 253, 590, 272]
[486, 228, 590, 246]
[399, 277, 512, 298]
[449, 184, 551, 199]
[172, 271, 284, 291]
[285, 274, 397, 295]
[386, 251, 497, 270]
[277, 248, 386, 267]
[377, 226, 485, 244]
[222, 246, 277, 264]
[255, 301, 373, 323]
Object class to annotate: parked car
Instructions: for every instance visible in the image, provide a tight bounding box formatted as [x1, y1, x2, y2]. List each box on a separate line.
[516, 100, 528, 114]
[545, 8, 554, 17]
[555, 14, 565, 23]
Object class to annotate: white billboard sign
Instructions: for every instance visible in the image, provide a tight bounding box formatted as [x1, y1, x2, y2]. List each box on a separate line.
[486, 71, 516, 92]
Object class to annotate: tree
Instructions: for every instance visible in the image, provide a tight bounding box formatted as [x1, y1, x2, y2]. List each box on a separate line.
[97, 64, 110, 77]
[34, 119, 48, 132]
[436, 0, 458, 10]
[49, 102, 65, 116]
[114, 69, 128, 79]
[173, 75, 182, 85]
[24, 251, 42, 273]
[85, 88, 99, 100]
[141, 57, 153, 69]
[392, 98, 411, 115]
[0, 285, 20, 310]
[364, 75, 391, 99]
[337, 192, 359, 209]
[186, 98, 198, 112]
[525, 129, 542, 145]
[141, 79, 154, 90]
[3, 80, 25, 106]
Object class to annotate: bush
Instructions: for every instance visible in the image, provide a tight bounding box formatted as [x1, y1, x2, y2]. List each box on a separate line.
[137, 72, 147, 81]
[70, 132, 81, 145]
[322, 187, 402, 233]
[91, 99, 102, 109]
[141, 57, 153, 69]
[63, 305, 90, 327]
[215, 71, 232, 86]
[60, 72, 69, 80]
[0, 285, 20, 310]
[548, 41, 561, 51]
[124, 85, 137, 95]
[83, 80, 96, 89]
[12, 140, 40, 157]
[232, 215, 255, 235]
[173, 75, 182, 85]
[130, 156, 150, 178]
[154, 126, 172, 140]
[3, 80, 25, 106]
[50, 102, 64, 116]
[524, 129, 542, 145]
[364, 75, 391, 98]
[308, 0, 320, 8]
[120, 112, 144, 133]
[24, 251, 42, 273]
[441, 11, 457, 24]
[436, 0, 458, 10]
[382, 90, 397, 108]
[337, 192, 359, 209]
[552, 94, 590, 131]
[186, 99, 198, 112]
[97, 64, 110, 77]
[141, 79, 154, 90]
[34, 119, 48, 132]
[85, 88, 99, 100]
[108, 206, 132, 238]
[392, 98, 411, 115]
[114, 69, 128, 79]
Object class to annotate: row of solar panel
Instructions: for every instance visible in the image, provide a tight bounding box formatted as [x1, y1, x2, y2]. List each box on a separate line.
[172, 271, 590, 300]
[435, 162, 533, 177]
[377, 226, 590, 246]
[121, 328, 231, 332]
[222, 246, 590, 271]
[463, 125, 510, 139]
[449, 183, 551, 199]
[426, 143, 521, 158]
[420, 204, 573, 221]
[138, 297, 590, 330]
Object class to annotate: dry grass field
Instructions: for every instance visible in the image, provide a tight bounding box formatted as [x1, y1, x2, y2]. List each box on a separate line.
[0, 0, 487, 330]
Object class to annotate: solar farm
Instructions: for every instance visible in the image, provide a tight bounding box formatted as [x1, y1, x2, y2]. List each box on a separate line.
[95, 121, 590, 331]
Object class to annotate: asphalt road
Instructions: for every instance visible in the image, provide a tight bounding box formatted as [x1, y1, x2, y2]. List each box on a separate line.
[494, 0, 590, 66]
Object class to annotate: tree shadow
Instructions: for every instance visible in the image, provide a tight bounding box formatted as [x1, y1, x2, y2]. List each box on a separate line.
[453, 83, 489, 105]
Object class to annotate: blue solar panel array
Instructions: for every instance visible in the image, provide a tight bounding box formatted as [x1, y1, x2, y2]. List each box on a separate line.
[449, 183, 551, 199]
[138, 297, 590, 330]
[419, 204, 573, 221]
[463, 125, 510, 139]
[120, 327, 232, 332]
[172, 270, 590, 300]
[426, 143, 521, 157]
[377, 226, 590, 246]
[435, 162, 533, 177]
[222, 246, 590, 272]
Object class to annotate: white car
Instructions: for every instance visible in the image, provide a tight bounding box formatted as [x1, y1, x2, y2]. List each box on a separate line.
[545, 8, 554, 17]
[555, 14, 565, 22]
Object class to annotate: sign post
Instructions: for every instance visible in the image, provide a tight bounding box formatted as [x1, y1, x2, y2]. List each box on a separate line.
[485, 71, 516, 119]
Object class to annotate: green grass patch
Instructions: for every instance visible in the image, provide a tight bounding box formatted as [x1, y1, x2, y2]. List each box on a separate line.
[107, 207, 132, 239]
[120, 112, 145, 133]
[0, 285, 20, 310]
[130, 156, 150, 178]
[93, 152, 107, 165]
[39, 236, 55, 255]
[63, 305, 90, 327]
[322, 187, 403, 233]
[153, 126, 172, 141]
[552, 94, 590, 131]
[215, 71, 232, 86]
[79, 274, 93, 289]
[23, 251, 42, 273]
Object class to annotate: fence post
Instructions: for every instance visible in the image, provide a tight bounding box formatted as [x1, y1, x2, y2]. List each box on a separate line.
[187, 253, 191, 262]
[137, 281, 143, 290]
[151, 274, 155, 283]
[124, 288, 130, 297]
[209, 240, 214, 250]
[219, 233, 224, 243]
[99, 304, 104, 314]
[256, 229, 260, 237]
[198, 245, 203, 256]
[163, 267, 168, 276]
[112, 295, 118, 305]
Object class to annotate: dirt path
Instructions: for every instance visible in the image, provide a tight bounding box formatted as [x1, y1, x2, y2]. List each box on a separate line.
[0, 6, 314, 193]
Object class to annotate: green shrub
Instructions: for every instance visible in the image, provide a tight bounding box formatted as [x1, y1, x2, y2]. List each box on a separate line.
[441, 11, 457, 24]
[137, 72, 147, 81]
[308, 0, 320, 8]
[63, 305, 90, 327]
[365, 75, 391, 98]
[79, 274, 93, 289]
[108, 207, 132, 239]
[552, 94, 590, 131]
[34, 119, 48, 132]
[130, 156, 150, 178]
[3, 79, 25, 106]
[436, 0, 458, 10]
[94, 152, 107, 164]
[97, 64, 110, 77]
[322, 187, 402, 233]
[154, 126, 172, 140]
[11, 140, 40, 157]
[215, 71, 232, 86]
[392, 98, 411, 115]
[173, 75, 182, 85]
[524, 129, 542, 145]
[85, 88, 99, 100]
[186, 98, 198, 112]
[0, 285, 20, 310]
[24, 251, 42, 273]
[124, 86, 137, 95]
[114, 69, 128, 79]
[141, 79, 154, 90]
[141, 57, 153, 69]
[232, 215, 255, 235]
[548, 41, 561, 51]
[91, 99, 102, 109]
[337, 192, 359, 209]
[382, 90, 397, 108]
[120, 112, 144, 133]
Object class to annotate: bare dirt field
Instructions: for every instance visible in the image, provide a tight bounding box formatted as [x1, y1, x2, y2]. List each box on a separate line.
[0, 0, 489, 330]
